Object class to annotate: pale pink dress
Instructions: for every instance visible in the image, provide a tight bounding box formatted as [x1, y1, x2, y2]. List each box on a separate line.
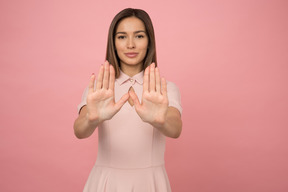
[77, 70, 182, 192]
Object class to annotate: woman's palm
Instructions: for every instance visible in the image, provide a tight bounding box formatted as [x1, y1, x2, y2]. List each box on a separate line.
[129, 63, 169, 125]
[86, 61, 129, 123]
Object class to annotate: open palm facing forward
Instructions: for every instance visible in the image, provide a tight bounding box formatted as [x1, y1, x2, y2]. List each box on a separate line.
[129, 63, 169, 126]
[86, 61, 129, 123]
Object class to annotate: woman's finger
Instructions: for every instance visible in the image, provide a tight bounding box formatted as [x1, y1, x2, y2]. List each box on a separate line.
[129, 90, 141, 109]
[155, 67, 161, 93]
[143, 65, 149, 92]
[115, 93, 129, 111]
[88, 73, 96, 94]
[109, 64, 115, 91]
[161, 77, 167, 96]
[96, 65, 104, 90]
[103, 61, 109, 89]
[149, 63, 156, 92]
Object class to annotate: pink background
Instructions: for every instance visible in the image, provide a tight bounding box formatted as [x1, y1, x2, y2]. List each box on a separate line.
[1, 0, 288, 191]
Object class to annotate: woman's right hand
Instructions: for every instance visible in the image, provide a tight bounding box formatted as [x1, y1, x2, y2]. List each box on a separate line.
[86, 61, 129, 124]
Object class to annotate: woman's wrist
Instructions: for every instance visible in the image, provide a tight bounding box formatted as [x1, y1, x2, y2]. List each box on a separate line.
[150, 115, 167, 131]
[85, 113, 101, 127]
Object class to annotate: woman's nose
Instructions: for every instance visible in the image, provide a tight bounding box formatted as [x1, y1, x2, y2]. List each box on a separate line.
[127, 38, 135, 49]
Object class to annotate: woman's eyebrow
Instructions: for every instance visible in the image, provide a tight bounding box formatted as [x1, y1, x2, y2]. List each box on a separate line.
[115, 30, 146, 35]
[134, 30, 146, 34]
[115, 32, 126, 35]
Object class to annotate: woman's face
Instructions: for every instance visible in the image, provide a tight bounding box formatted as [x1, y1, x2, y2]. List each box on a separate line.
[115, 17, 149, 70]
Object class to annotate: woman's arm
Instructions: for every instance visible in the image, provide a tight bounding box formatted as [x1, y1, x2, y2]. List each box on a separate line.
[129, 63, 182, 138]
[150, 106, 182, 138]
[73, 106, 100, 139]
[73, 61, 129, 139]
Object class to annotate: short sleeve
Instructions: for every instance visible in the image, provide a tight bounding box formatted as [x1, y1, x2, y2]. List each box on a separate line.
[166, 81, 183, 115]
[77, 86, 89, 114]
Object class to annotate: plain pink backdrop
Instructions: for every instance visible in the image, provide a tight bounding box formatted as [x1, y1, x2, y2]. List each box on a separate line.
[1, 0, 288, 191]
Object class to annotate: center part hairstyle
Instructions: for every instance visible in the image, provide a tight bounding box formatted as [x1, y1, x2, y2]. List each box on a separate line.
[106, 8, 157, 78]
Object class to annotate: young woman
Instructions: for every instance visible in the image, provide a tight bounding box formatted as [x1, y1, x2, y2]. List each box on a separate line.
[74, 8, 182, 192]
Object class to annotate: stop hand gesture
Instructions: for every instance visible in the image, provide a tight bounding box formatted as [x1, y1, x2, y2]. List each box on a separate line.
[129, 63, 169, 127]
[76, 62, 180, 139]
[86, 61, 129, 124]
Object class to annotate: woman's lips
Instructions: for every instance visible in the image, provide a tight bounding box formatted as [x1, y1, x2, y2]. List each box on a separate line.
[125, 52, 138, 58]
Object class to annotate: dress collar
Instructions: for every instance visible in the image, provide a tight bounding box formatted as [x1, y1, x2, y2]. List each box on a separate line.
[116, 70, 144, 85]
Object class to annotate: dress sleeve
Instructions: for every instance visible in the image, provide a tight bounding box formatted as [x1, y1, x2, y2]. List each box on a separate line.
[77, 86, 89, 114]
[166, 81, 183, 115]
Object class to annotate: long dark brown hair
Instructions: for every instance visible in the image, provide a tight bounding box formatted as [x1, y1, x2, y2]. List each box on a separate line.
[106, 8, 157, 78]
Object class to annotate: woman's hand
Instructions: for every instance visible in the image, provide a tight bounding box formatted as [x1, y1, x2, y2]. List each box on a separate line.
[86, 61, 129, 124]
[129, 63, 169, 127]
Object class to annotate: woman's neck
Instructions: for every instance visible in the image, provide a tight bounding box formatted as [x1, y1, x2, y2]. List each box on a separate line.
[120, 63, 143, 77]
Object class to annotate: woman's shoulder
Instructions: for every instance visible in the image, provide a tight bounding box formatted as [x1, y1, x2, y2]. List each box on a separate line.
[165, 80, 181, 99]
[165, 80, 182, 114]
[166, 80, 180, 92]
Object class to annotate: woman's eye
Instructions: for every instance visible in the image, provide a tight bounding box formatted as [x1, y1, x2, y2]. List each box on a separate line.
[117, 35, 126, 39]
[136, 35, 144, 38]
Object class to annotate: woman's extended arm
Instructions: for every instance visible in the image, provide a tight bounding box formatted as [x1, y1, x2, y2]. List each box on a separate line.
[73, 105, 100, 139]
[129, 63, 182, 138]
[73, 61, 129, 139]
[150, 106, 182, 138]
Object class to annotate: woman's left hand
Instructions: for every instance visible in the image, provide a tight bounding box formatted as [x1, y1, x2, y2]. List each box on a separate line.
[129, 63, 169, 127]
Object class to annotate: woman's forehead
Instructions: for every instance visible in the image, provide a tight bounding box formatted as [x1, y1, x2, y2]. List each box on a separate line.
[116, 17, 146, 33]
